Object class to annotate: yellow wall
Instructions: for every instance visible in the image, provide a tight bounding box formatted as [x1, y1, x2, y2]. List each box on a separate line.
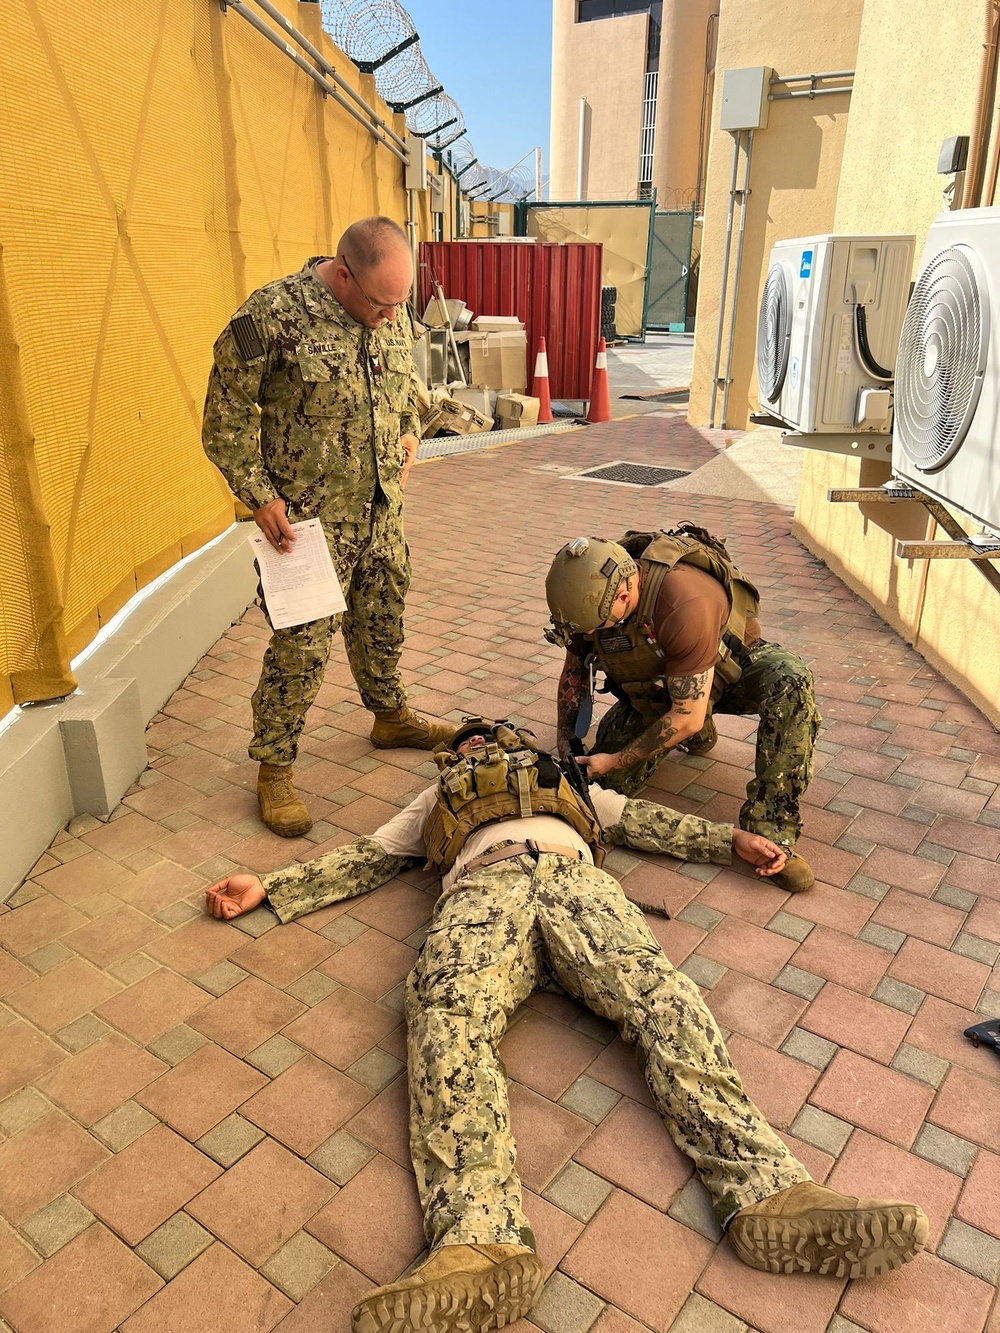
[550, 0, 648, 200]
[689, 0, 863, 429]
[0, 0, 430, 712]
[793, 0, 1000, 727]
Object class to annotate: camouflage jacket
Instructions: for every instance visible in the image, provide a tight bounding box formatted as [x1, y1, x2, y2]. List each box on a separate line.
[260, 785, 732, 925]
[202, 258, 421, 521]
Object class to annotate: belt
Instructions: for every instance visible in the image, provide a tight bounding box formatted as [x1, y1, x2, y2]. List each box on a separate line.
[461, 839, 586, 875]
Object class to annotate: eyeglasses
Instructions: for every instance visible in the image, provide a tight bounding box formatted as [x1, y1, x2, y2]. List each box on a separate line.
[342, 257, 410, 314]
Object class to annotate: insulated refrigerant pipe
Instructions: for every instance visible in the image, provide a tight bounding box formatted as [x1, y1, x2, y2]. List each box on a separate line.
[720, 129, 754, 428]
[708, 130, 743, 428]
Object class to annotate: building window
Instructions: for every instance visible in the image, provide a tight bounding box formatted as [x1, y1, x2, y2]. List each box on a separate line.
[638, 69, 657, 199]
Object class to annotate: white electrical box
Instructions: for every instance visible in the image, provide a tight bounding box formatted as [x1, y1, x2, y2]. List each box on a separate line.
[720, 67, 772, 132]
[428, 174, 446, 215]
[756, 233, 915, 434]
[405, 136, 428, 191]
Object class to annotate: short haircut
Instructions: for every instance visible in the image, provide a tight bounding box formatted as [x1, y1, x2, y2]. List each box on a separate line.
[338, 216, 410, 275]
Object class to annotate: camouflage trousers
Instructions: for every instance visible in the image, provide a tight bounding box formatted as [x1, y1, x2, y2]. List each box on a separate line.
[250, 497, 409, 766]
[405, 850, 809, 1251]
[594, 641, 821, 846]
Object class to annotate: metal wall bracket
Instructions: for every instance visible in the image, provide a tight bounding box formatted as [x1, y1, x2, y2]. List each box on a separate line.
[783, 430, 892, 462]
[826, 484, 1000, 593]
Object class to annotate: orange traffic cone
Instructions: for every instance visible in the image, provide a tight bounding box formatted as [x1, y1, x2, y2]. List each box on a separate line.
[586, 337, 611, 423]
[532, 337, 554, 424]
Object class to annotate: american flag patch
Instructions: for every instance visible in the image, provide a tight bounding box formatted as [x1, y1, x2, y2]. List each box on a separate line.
[230, 314, 264, 362]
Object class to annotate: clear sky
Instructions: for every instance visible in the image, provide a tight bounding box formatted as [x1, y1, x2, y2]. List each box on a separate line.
[400, 0, 552, 180]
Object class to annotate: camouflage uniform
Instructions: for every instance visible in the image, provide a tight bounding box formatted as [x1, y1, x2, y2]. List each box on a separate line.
[595, 640, 821, 847]
[263, 789, 810, 1248]
[202, 258, 421, 766]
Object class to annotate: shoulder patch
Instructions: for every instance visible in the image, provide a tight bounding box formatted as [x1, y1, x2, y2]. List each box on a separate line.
[230, 314, 265, 362]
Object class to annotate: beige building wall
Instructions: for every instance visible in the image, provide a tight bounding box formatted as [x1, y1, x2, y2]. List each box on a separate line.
[688, 0, 863, 429]
[654, 0, 718, 207]
[793, 0, 1000, 726]
[550, 0, 649, 199]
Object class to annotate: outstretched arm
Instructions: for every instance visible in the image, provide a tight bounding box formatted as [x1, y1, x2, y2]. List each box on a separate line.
[596, 790, 787, 877]
[205, 787, 436, 924]
[206, 837, 414, 925]
[578, 668, 713, 779]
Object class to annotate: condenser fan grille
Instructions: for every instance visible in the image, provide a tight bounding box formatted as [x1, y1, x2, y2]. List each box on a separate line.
[895, 244, 989, 470]
[757, 263, 792, 402]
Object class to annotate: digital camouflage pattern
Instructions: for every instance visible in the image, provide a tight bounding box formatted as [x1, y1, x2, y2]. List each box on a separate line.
[264, 836, 411, 923]
[203, 257, 420, 517]
[594, 641, 820, 847]
[406, 853, 809, 1246]
[602, 796, 733, 863]
[250, 501, 410, 765]
[202, 258, 422, 765]
[260, 795, 809, 1245]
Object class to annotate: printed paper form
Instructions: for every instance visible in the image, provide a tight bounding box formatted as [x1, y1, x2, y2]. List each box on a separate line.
[247, 519, 346, 629]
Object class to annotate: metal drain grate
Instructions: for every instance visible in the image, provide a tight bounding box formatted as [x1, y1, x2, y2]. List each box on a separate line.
[572, 461, 690, 486]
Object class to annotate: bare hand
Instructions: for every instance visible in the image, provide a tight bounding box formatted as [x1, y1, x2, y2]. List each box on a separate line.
[576, 750, 620, 779]
[205, 874, 267, 919]
[400, 432, 419, 489]
[253, 498, 296, 553]
[732, 830, 787, 877]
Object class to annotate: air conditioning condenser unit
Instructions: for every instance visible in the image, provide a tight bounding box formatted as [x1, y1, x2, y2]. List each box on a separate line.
[892, 208, 1000, 537]
[756, 233, 915, 434]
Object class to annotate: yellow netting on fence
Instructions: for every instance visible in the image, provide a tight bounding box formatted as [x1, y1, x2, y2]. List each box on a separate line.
[0, 0, 413, 711]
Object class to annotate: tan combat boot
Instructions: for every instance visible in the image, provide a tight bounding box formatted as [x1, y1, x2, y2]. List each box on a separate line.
[256, 763, 312, 837]
[770, 850, 815, 893]
[370, 706, 455, 751]
[683, 714, 718, 756]
[729, 1181, 928, 1279]
[352, 1243, 544, 1333]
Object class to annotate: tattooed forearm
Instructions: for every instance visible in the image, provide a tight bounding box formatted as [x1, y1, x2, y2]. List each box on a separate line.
[613, 669, 712, 769]
[617, 714, 683, 768]
[667, 669, 711, 702]
[557, 654, 587, 750]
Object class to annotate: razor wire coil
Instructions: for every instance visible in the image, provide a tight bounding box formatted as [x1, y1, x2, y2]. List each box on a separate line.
[319, 0, 532, 199]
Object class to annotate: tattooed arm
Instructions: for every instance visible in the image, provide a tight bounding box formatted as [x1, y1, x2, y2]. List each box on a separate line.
[579, 667, 714, 777]
[556, 648, 588, 760]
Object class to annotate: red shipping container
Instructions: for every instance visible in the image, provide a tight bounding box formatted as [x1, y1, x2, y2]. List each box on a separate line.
[418, 240, 603, 402]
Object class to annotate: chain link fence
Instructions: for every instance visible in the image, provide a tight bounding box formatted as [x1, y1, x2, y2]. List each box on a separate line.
[319, 0, 535, 200]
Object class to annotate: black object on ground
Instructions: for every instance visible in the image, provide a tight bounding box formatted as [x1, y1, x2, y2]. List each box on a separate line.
[964, 1019, 1000, 1058]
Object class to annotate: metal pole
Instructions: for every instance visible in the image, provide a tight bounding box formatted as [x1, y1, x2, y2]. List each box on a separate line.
[536, 147, 543, 202]
[720, 129, 754, 428]
[226, 1, 406, 161]
[577, 97, 587, 200]
[708, 132, 741, 428]
[243, 0, 406, 149]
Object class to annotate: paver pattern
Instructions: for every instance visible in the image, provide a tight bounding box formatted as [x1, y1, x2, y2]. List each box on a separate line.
[1, 413, 999, 1332]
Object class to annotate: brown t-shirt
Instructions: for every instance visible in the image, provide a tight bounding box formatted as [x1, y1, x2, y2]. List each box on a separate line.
[648, 565, 729, 677]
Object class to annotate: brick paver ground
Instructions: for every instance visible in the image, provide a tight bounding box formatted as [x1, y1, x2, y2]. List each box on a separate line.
[2, 414, 1000, 1333]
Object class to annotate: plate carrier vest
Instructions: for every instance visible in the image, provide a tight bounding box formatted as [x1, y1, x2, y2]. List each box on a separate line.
[589, 524, 761, 724]
[422, 722, 604, 873]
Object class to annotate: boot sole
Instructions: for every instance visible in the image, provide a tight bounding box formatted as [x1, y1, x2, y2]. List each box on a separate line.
[728, 1203, 928, 1279]
[352, 1253, 544, 1333]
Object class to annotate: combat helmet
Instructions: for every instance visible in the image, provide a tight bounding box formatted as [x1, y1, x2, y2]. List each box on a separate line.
[544, 537, 637, 645]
